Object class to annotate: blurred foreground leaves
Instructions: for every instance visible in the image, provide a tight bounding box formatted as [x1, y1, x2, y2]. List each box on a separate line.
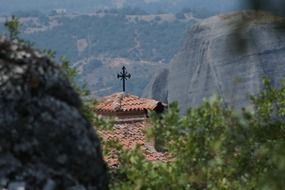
[231, 1, 285, 53]
[246, 0, 285, 16]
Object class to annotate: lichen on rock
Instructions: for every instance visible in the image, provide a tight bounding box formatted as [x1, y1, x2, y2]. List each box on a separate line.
[0, 38, 108, 190]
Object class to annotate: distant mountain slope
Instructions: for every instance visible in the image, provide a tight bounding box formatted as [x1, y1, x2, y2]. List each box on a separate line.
[0, 10, 197, 96]
[21, 12, 194, 63]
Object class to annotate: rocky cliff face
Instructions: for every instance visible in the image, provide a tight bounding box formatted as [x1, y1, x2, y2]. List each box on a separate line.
[0, 38, 107, 189]
[142, 68, 169, 103]
[145, 11, 285, 114]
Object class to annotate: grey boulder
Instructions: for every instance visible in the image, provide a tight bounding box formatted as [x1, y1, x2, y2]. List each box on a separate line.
[0, 38, 108, 189]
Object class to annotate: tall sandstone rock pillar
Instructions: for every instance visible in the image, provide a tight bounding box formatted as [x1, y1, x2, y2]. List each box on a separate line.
[168, 11, 285, 114]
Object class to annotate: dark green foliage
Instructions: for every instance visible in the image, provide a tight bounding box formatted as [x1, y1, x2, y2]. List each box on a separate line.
[4, 15, 21, 40]
[104, 79, 285, 189]
[59, 56, 89, 96]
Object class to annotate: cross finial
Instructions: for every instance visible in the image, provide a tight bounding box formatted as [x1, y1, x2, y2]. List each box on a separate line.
[117, 66, 131, 92]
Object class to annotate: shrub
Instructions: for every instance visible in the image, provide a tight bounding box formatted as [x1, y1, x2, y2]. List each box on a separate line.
[104, 79, 285, 190]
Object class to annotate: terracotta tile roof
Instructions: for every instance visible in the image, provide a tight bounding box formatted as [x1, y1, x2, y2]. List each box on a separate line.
[95, 92, 160, 112]
[98, 121, 169, 168]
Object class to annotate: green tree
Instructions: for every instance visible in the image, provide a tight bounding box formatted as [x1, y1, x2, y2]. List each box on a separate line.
[104, 79, 285, 190]
[59, 56, 90, 96]
[4, 15, 21, 40]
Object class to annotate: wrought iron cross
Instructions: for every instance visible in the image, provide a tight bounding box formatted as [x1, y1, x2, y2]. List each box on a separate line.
[117, 66, 131, 92]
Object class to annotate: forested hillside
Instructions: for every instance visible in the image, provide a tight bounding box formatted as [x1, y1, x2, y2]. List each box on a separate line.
[0, 8, 197, 96]
[0, 0, 242, 15]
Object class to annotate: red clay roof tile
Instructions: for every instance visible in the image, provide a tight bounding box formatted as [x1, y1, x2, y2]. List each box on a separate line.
[98, 121, 169, 168]
[95, 92, 160, 112]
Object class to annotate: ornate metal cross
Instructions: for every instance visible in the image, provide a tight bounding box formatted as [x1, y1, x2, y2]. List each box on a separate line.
[117, 66, 131, 92]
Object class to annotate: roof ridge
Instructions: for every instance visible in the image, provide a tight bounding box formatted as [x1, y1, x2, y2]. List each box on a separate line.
[96, 92, 164, 113]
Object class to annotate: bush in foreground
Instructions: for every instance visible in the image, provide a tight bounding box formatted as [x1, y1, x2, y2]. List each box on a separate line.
[103, 79, 285, 190]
